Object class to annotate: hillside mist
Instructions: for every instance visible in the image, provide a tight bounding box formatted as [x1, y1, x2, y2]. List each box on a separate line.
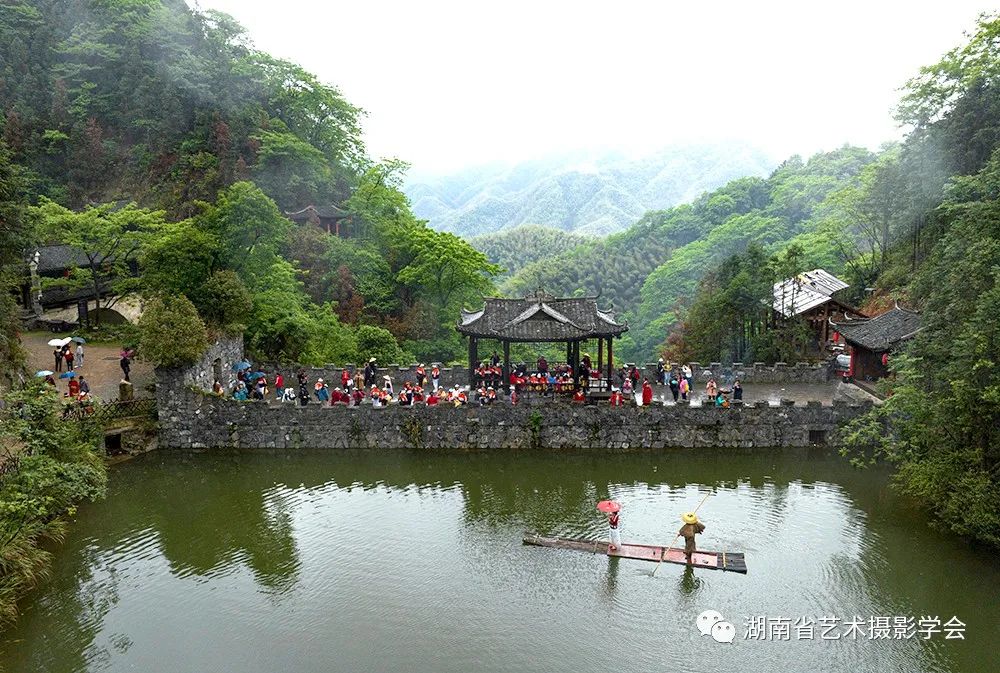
[407, 144, 776, 237]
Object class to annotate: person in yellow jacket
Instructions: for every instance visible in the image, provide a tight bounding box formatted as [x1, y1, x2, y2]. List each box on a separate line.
[678, 512, 706, 563]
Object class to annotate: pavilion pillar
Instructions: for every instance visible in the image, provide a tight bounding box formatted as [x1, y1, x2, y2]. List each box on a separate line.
[571, 340, 580, 390]
[502, 340, 511, 394]
[607, 337, 614, 387]
[468, 337, 478, 388]
[566, 341, 573, 366]
[597, 339, 604, 391]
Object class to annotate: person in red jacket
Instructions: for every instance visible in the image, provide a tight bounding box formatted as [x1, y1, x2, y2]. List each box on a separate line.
[572, 388, 586, 403]
[610, 389, 624, 406]
[641, 378, 653, 406]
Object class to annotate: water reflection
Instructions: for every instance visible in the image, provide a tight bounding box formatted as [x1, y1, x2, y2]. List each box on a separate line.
[1, 448, 996, 673]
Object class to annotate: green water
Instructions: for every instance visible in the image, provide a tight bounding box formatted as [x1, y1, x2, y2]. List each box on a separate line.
[1, 448, 997, 673]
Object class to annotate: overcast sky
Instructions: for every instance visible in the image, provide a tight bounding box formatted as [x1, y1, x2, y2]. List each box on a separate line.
[191, 0, 993, 175]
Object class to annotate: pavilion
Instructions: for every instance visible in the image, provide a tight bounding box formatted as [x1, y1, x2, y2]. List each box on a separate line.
[456, 289, 628, 392]
[285, 204, 351, 236]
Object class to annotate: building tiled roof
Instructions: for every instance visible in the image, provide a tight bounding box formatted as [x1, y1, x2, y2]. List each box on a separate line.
[285, 204, 349, 221]
[831, 306, 922, 351]
[457, 289, 627, 341]
[772, 269, 850, 317]
[30, 245, 90, 274]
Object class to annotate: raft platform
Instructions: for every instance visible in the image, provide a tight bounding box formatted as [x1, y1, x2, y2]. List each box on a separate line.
[522, 533, 747, 574]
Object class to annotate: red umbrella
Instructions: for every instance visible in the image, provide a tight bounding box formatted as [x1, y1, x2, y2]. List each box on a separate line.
[596, 500, 620, 513]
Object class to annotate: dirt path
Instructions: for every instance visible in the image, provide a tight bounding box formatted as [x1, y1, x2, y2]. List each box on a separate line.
[21, 331, 153, 402]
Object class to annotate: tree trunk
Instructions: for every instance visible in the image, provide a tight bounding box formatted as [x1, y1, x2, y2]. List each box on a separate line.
[91, 262, 102, 327]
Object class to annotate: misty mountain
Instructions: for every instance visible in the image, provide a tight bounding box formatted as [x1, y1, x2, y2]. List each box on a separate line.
[406, 144, 777, 237]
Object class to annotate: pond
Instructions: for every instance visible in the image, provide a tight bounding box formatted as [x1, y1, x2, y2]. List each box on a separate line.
[1, 448, 996, 673]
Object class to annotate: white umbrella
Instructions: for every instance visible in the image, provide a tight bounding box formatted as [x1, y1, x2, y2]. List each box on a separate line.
[47, 337, 71, 347]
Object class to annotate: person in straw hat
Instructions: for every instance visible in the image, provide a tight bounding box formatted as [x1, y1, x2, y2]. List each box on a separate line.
[364, 357, 377, 387]
[678, 512, 706, 563]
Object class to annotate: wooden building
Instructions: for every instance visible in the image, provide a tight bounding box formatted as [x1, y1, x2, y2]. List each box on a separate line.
[456, 289, 628, 392]
[771, 269, 860, 352]
[830, 305, 922, 381]
[285, 204, 351, 236]
[17, 244, 106, 314]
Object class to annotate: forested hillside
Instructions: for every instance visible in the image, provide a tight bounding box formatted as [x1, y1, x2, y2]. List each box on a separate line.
[652, 15, 1000, 548]
[469, 225, 591, 279]
[408, 144, 775, 237]
[499, 147, 875, 359]
[0, 0, 497, 370]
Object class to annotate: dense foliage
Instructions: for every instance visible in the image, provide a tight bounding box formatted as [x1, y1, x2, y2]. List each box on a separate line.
[137, 294, 208, 368]
[470, 225, 592, 279]
[839, 15, 1000, 547]
[667, 244, 811, 364]
[0, 140, 32, 382]
[3, 1, 496, 366]
[0, 383, 107, 629]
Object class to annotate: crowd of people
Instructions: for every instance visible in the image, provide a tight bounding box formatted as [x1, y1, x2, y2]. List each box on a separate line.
[214, 354, 745, 410]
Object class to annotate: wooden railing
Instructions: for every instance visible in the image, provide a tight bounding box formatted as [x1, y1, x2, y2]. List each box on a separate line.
[63, 397, 157, 422]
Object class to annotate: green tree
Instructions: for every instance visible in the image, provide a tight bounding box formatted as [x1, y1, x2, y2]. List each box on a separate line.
[844, 149, 1000, 546]
[33, 199, 167, 325]
[142, 221, 218, 298]
[197, 181, 291, 281]
[0, 140, 31, 381]
[251, 128, 332, 210]
[0, 381, 106, 629]
[355, 324, 407, 364]
[397, 229, 501, 311]
[194, 270, 252, 332]
[138, 295, 209, 368]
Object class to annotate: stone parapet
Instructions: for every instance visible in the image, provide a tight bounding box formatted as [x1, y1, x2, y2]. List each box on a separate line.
[156, 387, 871, 450]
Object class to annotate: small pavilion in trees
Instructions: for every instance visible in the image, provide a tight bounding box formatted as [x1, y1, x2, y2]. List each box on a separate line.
[456, 289, 629, 392]
[285, 204, 351, 236]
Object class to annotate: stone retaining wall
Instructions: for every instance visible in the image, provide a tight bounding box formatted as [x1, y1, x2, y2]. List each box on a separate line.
[155, 337, 856, 450]
[156, 385, 871, 450]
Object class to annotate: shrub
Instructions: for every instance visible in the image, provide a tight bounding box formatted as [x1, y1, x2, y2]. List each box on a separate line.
[138, 295, 209, 367]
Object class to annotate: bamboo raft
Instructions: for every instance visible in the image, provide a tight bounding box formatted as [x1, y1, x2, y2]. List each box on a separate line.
[522, 533, 748, 574]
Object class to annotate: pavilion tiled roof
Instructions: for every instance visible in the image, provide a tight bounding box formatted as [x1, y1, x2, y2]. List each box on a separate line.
[830, 305, 922, 351]
[285, 204, 349, 221]
[457, 289, 627, 342]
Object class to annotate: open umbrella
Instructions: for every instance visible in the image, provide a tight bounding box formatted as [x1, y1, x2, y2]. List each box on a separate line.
[47, 337, 71, 347]
[59, 371, 77, 379]
[247, 371, 265, 381]
[233, 361, 252, 372]
[35, 370, 53, 377]
[596, 500, 621, 513]
[71, 336, 87, 344]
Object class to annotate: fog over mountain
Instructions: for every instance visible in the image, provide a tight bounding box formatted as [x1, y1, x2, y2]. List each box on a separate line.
[406, 143, 778, 237]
